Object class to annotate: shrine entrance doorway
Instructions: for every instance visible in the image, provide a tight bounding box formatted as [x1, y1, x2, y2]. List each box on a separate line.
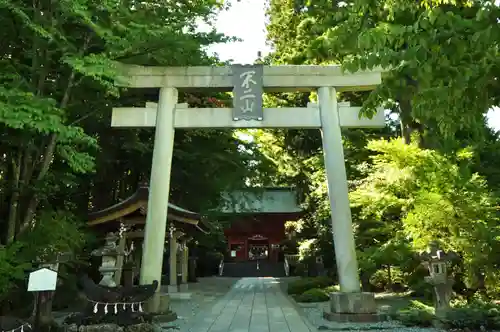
[222, 192, 299, 263]
[248, 235, 269, 261]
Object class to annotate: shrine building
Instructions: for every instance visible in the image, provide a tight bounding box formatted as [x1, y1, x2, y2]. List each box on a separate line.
[217, 187, 304, 263]
[87, 184, 208, 292]
[87, 185, 303, 286]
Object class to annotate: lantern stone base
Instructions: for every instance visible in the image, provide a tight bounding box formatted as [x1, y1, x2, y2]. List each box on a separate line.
[323, 292, 380, 322]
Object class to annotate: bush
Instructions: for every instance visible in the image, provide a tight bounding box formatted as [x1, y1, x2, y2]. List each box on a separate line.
[323, 285, 340, 293]
[294, 262, 308, 277]
[0, 243, 30, 301]
[294, 288, 329, 303]
[408, 279, 434, 300]
[370, 267, 405, 292]
[394, 298, 500, 329]
[287, 276, 335, 295]
[395, 300, 435, 327]
[443, 301, 500, 330]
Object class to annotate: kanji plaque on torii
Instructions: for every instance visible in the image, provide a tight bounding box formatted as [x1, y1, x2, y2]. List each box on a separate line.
[231, 64, 264, 121]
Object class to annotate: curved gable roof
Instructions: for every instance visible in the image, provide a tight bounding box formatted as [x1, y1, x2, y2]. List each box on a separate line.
[88, 185, 208, 234]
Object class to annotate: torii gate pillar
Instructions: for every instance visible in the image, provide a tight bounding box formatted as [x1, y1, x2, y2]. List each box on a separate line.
[318, 86, 360, 292]
[139, 88, 177, 297]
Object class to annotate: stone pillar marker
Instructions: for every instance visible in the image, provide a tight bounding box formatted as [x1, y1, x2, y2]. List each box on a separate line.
[180, 239, 189, 292]
[139, 87, 178, 312]
[168, 229, 183, 293]
[419, 241, 457, 318]
[168, 235, 192, 300]
[114, 232, 127, 286]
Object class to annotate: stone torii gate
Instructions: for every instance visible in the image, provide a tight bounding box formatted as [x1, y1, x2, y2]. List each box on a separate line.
[112, 64, 384, 315]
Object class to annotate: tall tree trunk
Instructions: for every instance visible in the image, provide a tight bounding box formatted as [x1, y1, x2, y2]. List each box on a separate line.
[20, 134, 58, 231]
[399, 97, 414, 145]
[6, 152, 22, 244]
[387, 265, 392, 291]
[19, 70, 76, 234]
[360, 271, 371, 291]
[398, 97, 426, 147]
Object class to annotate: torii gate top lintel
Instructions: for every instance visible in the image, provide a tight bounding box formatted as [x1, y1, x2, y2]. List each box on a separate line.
[116, 64, 382, 92]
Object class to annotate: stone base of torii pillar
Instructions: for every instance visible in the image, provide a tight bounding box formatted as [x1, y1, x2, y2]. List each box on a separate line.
[323, 292, 380, 322]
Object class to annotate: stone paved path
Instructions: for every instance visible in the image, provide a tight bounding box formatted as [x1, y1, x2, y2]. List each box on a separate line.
[183, 277, 316, 332]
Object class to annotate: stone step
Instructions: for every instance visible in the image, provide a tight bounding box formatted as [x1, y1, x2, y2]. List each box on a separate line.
[222, 261, 286, 278]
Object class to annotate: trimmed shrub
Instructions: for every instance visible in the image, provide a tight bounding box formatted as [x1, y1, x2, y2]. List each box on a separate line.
[287, 276, 335, 295]
[394, 298, 500, 330]
[294, 288, 329, 303]
[443, 301, 500, 330]
[395, 300, 435, 327]
[323, 285, 340, 293]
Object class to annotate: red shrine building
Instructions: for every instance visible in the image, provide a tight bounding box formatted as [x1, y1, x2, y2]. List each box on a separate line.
[219, 187, 303, 263]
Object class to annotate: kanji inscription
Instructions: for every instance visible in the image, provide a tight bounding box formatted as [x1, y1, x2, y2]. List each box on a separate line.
[231, 64, 264, 121]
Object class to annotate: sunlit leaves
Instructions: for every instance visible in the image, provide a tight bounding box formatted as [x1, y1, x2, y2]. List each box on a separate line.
[351, 139, 500, 272]
[63, 54, 119, 96]
[268, 0, 499, 143]
[0, 82, 97, 175]
[57, 145, 95, 174]
[339, 1, 499, 139]
[266, 0, 500, 289]
[0, 87, 82, 137]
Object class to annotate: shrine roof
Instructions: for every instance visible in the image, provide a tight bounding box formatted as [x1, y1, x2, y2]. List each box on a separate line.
[218, 187, 304, 215]
[88, 185, 208, 234]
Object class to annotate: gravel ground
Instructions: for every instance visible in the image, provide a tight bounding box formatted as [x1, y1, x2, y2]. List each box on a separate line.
[295, 301, 446, 332]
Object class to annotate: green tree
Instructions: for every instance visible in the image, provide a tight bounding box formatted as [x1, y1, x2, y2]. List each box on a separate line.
[351, 139, 500, 287]
[0, 0, 253, 312]
[265, 0, 500, 293]
[267, 0, 500, 148]
[0, 0, 228, 244]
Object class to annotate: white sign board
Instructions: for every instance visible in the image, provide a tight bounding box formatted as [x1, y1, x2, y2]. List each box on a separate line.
[28, 268, 58, 292]
[231, 250, 236, 258]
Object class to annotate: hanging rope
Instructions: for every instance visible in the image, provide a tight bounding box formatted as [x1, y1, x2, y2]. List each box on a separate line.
[1, 323, 31, 332]
[85, 298, 145, 314]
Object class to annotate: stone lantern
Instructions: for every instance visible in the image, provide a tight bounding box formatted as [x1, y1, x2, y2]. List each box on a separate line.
[419, 241, 457, 318]
[91, 232, 124, 287]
